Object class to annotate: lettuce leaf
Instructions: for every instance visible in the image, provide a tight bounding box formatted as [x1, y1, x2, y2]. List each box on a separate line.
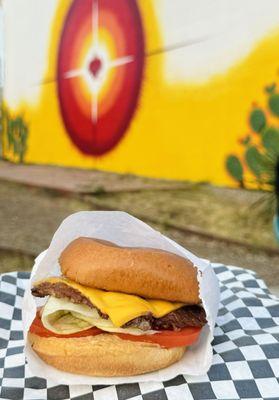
[42, 296, 156, 335]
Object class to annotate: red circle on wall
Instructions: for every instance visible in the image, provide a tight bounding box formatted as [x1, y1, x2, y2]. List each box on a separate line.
[57, 0, 145, 156]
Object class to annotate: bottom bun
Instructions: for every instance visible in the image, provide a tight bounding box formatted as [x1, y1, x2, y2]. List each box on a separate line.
[28, 332, 186, 376]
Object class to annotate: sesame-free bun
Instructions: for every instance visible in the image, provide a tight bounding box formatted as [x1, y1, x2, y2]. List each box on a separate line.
[28, 332, 186, 376]
[59, 237, 200, 304]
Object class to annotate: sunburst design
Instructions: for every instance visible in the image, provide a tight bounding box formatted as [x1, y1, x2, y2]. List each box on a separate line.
[57, 0, 144, 155]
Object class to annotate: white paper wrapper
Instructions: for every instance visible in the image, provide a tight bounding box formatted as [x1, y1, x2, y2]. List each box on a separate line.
[23, 211, 220, 385]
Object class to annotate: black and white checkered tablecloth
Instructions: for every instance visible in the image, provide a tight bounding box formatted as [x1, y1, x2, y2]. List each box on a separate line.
[0, 264, 279, 400]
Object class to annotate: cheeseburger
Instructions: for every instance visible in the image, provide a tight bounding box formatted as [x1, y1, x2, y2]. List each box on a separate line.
[28, 237, 206, 376]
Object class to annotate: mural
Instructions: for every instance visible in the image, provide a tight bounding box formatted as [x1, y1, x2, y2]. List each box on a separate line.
[1, 105, 28, 163]
[226, 81, 279, 191]
[3, 0, 279, 186]
[57, 0, 144, 155]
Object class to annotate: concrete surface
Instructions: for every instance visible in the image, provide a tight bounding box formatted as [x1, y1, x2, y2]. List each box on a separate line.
[0, 161, 188, 193]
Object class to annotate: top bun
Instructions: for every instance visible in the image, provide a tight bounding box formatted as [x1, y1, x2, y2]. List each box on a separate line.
[59, 237, 200, 303]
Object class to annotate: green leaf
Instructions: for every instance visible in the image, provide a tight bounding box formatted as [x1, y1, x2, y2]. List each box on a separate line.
[242, 135, 251, 145]
[269, 93, 279, 116]
[245, 146, 265, 177]
[249, 108, 266, 132]
[226, 155, 243, 182]
[262, 127, 279, 155]
[265, 83, 276, 94]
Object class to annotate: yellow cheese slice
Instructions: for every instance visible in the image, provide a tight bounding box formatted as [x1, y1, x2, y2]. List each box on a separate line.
[34, 277, 185, 327]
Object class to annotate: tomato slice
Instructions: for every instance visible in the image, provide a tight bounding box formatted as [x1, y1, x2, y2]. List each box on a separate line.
[29, 313, 202, 348]
[115, 327, 201, 349]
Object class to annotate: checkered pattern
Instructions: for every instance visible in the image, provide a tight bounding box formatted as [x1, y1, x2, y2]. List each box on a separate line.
[1, 265, 279, 400]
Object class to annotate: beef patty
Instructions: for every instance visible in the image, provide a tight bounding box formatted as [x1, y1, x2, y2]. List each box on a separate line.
[32, 281, 206, 331]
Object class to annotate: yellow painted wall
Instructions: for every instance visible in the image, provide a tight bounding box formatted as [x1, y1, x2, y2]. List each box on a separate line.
[3, 0, 279, 187]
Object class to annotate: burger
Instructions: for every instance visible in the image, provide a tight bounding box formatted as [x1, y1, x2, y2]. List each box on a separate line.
[28, 237, 207, 376]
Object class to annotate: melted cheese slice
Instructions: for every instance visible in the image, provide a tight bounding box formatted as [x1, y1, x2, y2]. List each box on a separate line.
[34, 277, 185, 327]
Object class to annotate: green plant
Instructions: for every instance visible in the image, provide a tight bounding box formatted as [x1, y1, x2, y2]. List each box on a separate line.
[249, 108, 266, 133]
[225, 82, 279, 191]
[269, 93, 279, 116]
[1, 106, 28, 163]
[225, 155, 243, 187]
